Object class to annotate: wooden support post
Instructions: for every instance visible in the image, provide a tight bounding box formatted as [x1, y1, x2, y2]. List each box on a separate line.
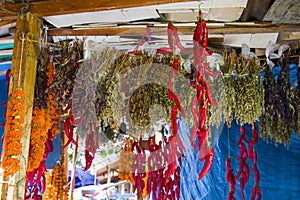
[69, 133, 79, 200]
[0, 12, 40, 200]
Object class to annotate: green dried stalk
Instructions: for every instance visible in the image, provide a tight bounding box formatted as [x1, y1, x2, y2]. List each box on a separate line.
[222, 49, 264, 126]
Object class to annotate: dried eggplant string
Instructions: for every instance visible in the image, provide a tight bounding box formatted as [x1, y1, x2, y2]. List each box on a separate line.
[259, 54, 298, 145]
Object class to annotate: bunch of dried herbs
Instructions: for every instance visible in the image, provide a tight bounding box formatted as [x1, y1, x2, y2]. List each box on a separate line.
[222, 50, 264, 126]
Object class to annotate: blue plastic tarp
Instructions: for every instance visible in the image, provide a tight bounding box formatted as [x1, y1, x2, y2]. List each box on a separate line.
[179, 120, 300, 200]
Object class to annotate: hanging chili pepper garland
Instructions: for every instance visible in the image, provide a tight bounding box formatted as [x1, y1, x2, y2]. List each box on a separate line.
[131, 137, 147, 196]
[249, 123, 261, 200]
[191, 9, 218, 180]
[236, 126, 250, 200]
[226, 157, 236, 200]
[84, 122, 98, 171]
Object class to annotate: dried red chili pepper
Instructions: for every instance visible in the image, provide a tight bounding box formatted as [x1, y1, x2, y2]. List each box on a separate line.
[198, 148, 214, 180]
[168, 23, 175, 51]
[84, 149, 94, 171]
[191, 97, 200, 127]
[203, 81, 217, 106]
[240, 171, 246, 200]
[226, 157, 236, 200]
[173, 26, 187, 51]
[201, 20, 208, 48]
[237, 142, 247, 160]
[190, 127, 198, 150]
[156, 47, 173, 54]
[70, 110, 83, 126]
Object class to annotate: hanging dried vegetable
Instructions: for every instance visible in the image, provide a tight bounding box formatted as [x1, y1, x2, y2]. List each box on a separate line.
[51, 39, 83, 109]
[73, 45, 120, 135]
[222, 49, 264, 125]
[34, 47, 48, 109]
[259, 56, 297, 145]
[131, 138, 147, 196]
[42, 163, 68, 200]
[1, 87, 25, 176]
[132, 135, 181, 200]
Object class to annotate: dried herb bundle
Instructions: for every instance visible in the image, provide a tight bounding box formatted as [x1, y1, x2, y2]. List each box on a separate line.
[207, 74, 226, 128]
[222, 50, 264, 126]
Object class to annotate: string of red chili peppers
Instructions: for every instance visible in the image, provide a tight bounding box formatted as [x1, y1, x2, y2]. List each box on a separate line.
[84, 122, 99, 171]
[249, 123, 261, 200]
[235, 126, 250, 200]
[227, 124, 261, 200]
[131, 22, 186, 199]
[191, 9, 220, 181]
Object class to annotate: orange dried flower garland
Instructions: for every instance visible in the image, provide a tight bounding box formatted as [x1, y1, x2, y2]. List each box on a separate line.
[46, 59, 60, 140]
[1, 87, 25, 176]
[27, 58, 59, 171]
[43, 163, 68, 200]
[27, 106, 49, 172]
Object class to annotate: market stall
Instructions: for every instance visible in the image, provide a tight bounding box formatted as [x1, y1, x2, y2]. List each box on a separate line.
[0, 0, 299, 200]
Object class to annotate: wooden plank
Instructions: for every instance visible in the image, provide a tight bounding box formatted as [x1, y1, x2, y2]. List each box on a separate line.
[0, 12, 40, 200]
[263, 0, 300, 24]
[0, 0, 195, 19]
[240, 0, 274, 21]
[47, 24, 300, 36]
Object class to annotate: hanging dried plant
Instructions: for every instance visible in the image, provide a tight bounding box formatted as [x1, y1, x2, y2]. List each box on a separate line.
[51, 39, 83, 109]
[222, 50, 264, 125]
[259, 55, 297, 145]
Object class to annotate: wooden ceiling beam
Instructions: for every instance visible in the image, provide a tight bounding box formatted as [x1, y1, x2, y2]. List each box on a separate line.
[47, 24, 300, 36]
[0, 0, 195, 20]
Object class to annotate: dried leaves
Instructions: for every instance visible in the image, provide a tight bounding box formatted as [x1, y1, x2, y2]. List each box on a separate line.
[222, 50, 264, 126]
